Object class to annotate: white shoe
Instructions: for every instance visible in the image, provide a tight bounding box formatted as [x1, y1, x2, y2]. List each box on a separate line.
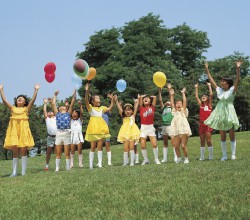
[141, 161, 150, 165]
[79, 164, 83, 168]
[184, 158, 189, 164]
[231, 155, 236, 160]
[199, 158, 205, 161]
[10, 173, 17, 177]
[55, 169, 59, 172]
[176, 158, 182, 163]
[155, 159, 161, 165]
[135, 160, 140, 164]
[97, 164, 103, 168]
[122, 163, 128, 166]
[130, 163, 134, 167]
[108, 162, 113, 166]
[221, 156, 228, 161]
[161, 159, 167, 163]
[208, 157, 213, 160]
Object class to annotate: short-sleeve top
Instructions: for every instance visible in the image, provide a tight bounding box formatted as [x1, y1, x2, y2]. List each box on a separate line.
[140, 106, 155, 125]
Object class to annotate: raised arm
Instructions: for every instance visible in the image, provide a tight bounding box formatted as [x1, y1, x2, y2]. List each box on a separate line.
[158, 88, 164, 109]
[207, 82, 213, 108]
[27, 84, 40, 112]
[167, 83, 175, 109]
[114, 95, 123, 117]
[106, 93, 114, 112]
[138, 94, 146, 107]
[43, 98, 48, 119]
[234, 60, 243, 93]
[204, 62, 217, 89]
[78, 100, 83, 121]
[133, 98, 139, 117]
[85, 83, 91, 111]
[0, 85, 12, 110]
[181, 87, 187, 110]
[52, 91, 59, 115]
[68, 90, 76, 114]
[194, 84, 202, 106]
[151, 95, 157, 107]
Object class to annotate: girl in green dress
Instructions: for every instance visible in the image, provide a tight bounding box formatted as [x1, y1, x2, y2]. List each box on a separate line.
[204, 61, 243, 161]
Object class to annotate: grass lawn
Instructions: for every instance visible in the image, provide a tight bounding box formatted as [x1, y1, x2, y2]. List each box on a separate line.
[0, 131, 249, 220]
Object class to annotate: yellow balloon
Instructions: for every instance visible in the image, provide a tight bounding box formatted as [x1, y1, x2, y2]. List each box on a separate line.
[153, 71, 167, 88]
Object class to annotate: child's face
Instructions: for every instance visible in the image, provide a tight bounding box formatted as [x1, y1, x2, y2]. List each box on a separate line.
[201, 95, 209, 102]
[92, 96, 101, 107]
[220, 80, 229, 90]
[143, 97, 151, 106]
[124, 107, 133, 117]
[47, 111, 54, 118]
[59, 106, 67, 113]
[72, 110, 79, 120]
[16, 96, 26, 107]
[175, 101, 183, 111]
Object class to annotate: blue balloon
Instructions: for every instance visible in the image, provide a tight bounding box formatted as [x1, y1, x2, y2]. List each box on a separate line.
[71, 73, 82, 90]
[116, 79, 127, 92]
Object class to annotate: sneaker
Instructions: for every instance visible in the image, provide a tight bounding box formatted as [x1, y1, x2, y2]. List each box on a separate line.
[130, 163, 134, 167]
[70, 165, 74, 169]
[10, 173, 17, 177]
[79, 164, 83, 168]
[184, 158, 189, 164]
[108, 162, 113, 166]
[199, 158, 205, 161]
[221, 156, 228, 161]
[141, 161, 150, 165]
[208, 157, 213, 160]
[161, 159, 167, 163]
[176, 158, 182, 163]
[44, 167, 49, 171]
[231, 155, 237, 160]
[55, 169, 59, 172]
[135, 160, 140, 164]
[155, 159, 161, 165]
[122, 163, 128, 166]
[97, 164, 103, 168]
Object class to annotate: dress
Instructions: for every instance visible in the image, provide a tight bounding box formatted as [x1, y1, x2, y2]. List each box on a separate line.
[4, 106, 34, 149]
[169, 108, 192, 137]
[204, 86, 239, 131]
[117, 116, 140, 143]
[85, 104, 111, 141]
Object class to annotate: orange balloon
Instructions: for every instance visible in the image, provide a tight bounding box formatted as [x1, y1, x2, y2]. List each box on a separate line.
[87, 67, 96, 80]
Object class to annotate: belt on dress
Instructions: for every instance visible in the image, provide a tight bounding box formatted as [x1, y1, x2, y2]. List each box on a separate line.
[57, 129, 71, 132]
[48, 134, 56, 137]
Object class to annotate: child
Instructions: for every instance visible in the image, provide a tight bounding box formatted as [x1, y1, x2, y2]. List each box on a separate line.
[158, 87, 177, 162]
[204, 61, 243, 160]
[138, 94, 161, 165]
[195, 83, 214, 160]
[52, 90, 76, 171]
[85, 83, 114, 169]
[114, 95, 140, 166]
[168, 84, 192, 163]
[43, 98, 57, 170]
[0, 83, 40, 176]
[70, 100, 84, 168]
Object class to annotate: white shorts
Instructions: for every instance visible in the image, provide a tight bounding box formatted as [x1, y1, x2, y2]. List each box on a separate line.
[55, 130, 71, 145]
[71, 132, 84, 145]
[161, 125, 171, 136]
[140, 124, 156, 138]
[47, 136, 56, 147]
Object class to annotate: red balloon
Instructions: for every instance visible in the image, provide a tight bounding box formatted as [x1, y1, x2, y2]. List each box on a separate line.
[44, 62, 56, 75]
[45, 72, 55, 83]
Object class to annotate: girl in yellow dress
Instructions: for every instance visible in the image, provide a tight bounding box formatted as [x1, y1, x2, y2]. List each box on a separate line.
[114, 95, 140, 166]
[84, 83, 114, 169]
[0, 83, 40, 176]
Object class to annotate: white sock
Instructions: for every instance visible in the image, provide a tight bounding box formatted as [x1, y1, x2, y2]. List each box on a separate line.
[78, 154, 83, 166]
[56, 159, 61, 171]
[173, 148, 177, 162]
[89, 151, 94, 169]
[45, 164, 49, 168]
[97, 151, 103, 166]
[153, 146, 159, 161]
[123, 152, 128, 165]
[21, 156, 27, 176]
[200, 147, 205, 160]
[141, 149, 149, 162]
[66, 159, 71, 170]
[163, 147, 168, 161]
[208, 146, 213, 159]
[231, 141, 236, 156]
[107, 151, 112, 164]
[135, 153, 139, 163]
[70, 154, 74, 167]
[130, 150, 135, 165]
[12, 158, 19, 176]
[221, 141, 227, 157]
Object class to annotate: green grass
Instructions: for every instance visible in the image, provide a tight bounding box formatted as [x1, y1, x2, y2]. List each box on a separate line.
[0, 132, 249, 220]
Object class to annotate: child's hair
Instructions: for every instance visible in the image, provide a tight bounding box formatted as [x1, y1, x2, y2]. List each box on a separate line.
[72, 109, 80, 117]
[122, 103, 134, 118]
[221, 76, 233, 88]
[142, 95, 153, 106]
[15, 95, 28, 107]
[89, 94, 99, 105]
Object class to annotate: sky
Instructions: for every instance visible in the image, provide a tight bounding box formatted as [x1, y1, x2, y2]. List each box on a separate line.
[0, 0, 249, 105]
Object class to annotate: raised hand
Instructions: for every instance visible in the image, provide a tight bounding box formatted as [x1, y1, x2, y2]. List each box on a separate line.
[78, 100, 82, 106]
[54, 91, 59, 96]
[43, 98, 48, 104]
[167, 83, 172, 90]
[85, 83, 89, 91]
[204, 62, 209, 69]
[0, 84, 3, 90]
[181, 87, 186, 93]
[236, 60, 243, 68]
[194, 83, 199, 88]
[207, 82, 211, 87]
[34, 83, 40, 90]
[169, 89, 175, 96]
[48, 97, 52, 103]
[113, 94, 118, 102]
